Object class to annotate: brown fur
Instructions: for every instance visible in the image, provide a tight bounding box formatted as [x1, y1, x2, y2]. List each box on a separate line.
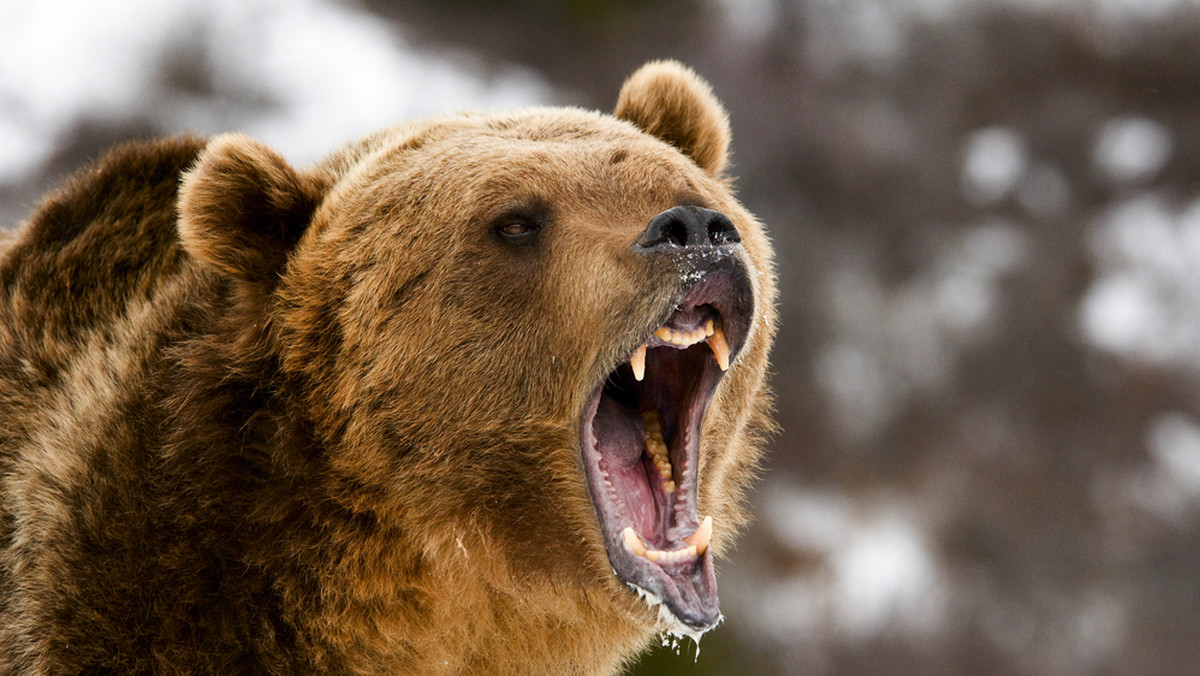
[0, 61, 775, 674]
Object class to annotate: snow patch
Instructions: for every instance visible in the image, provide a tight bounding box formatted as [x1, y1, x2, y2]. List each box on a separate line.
[1080, 195, 1200, 369]
[1093, 116, 1172, 183]
[819, 220, 1029, 440]
[1092, 411, 1200, 524]
[757, 482, 948, 642]
[1148, 412, 1200, 496]
[962, 126, 1028, 206]
[0, 0, 551, 182]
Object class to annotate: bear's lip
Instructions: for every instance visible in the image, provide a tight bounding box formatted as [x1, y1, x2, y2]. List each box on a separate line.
[580, 261, 753, 638]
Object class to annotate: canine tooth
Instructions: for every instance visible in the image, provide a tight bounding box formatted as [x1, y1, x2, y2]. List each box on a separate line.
[623, 527, 648, 557]
[708, 326, 730, 371]
[630, 343, 647, 381]
[684, 516, 712, 555]
[686, 545, 698, 558]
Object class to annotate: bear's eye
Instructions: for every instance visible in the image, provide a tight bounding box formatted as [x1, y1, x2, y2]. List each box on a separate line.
[499, 222, 534, 237]
[489, 199, 551, 245]
[494, 218, 541, 243]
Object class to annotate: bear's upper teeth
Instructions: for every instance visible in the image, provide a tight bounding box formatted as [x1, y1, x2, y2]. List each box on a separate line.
[653, 321, 710, 347]
[707, 326, 729, 371]
[631, 318, 729, 380]
[630, 343, 647, 381]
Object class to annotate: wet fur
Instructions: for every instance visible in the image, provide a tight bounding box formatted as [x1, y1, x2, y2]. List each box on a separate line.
[0, 62, 776, 674]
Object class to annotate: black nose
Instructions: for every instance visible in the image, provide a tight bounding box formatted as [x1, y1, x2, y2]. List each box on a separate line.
[634, 206, 741, 251]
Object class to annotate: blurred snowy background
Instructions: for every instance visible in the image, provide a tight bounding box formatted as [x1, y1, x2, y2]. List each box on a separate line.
[5, 0, 1200, 673]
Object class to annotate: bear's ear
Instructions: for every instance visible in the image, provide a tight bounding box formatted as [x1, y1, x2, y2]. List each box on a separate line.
[614, 60, 731, 178]
[178, 133, 324, 284]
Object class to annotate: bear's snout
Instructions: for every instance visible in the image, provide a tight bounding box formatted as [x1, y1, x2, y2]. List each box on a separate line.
[633, 205, 741, 253]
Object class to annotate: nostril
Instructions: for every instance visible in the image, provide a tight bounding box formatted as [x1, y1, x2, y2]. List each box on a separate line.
[666, 218, 690, 246]
[705, 213, 740, 245]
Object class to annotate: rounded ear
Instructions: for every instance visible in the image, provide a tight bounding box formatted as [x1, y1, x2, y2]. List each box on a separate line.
[178, 133, 324, 284]
[614, 60, 732, 178]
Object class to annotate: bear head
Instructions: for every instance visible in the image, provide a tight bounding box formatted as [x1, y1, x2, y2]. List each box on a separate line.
[177, 61, 776, 647]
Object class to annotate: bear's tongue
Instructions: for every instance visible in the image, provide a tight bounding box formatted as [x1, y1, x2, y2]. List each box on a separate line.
[590, 402, 712, 561]
[581, 305, 729, 637]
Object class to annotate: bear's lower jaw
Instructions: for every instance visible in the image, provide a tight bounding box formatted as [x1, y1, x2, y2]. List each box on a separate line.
[583, 383, 721, 635]
[579, 266, 753, 636]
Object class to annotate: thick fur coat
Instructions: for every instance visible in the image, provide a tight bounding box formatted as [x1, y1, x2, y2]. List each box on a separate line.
[0, 62, 776, 674]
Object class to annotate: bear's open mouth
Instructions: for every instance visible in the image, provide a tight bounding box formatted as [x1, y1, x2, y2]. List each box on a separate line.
[581, 264, 753, 638]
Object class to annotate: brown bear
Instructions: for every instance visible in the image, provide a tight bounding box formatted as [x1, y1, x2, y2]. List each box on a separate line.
[0, 61, 776, 674]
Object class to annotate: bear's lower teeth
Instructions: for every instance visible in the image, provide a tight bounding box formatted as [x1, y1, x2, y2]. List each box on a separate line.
[684, 515, 712, 555]
[621, 522, 711, 563]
